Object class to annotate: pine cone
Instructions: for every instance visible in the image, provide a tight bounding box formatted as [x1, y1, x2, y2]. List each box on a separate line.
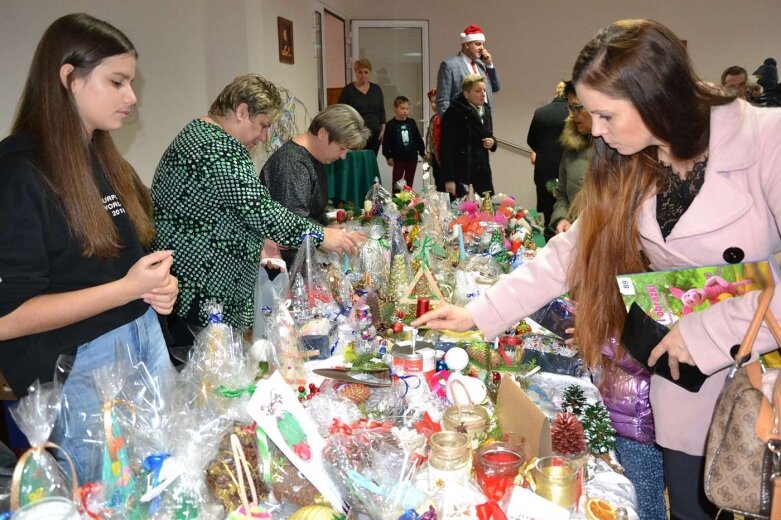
[366, 291, 382, 331]
[340, 383, 370, 404]
[562, 385, 587, 416]
[551, 412, 587, 455]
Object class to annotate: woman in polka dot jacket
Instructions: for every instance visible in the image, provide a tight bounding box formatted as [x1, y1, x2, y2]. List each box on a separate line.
[151, 74, 364, 346]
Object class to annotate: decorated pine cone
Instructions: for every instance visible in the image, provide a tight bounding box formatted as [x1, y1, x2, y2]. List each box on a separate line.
[562, 384, 588, 417]
[339, 383, 370, 404]
[466, 344, 502, 369]
[551, 412, 587, 455]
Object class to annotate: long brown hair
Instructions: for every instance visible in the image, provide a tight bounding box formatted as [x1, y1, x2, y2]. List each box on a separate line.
[11, 13, 154, 259]
[568, 19, 733, 367]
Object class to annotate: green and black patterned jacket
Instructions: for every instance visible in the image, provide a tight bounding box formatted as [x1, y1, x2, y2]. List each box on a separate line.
[151, 119, 323, 329]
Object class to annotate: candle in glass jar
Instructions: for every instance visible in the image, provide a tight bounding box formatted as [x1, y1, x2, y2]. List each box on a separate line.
[416, 297, 430, 318]
[474, 442, 525, 502]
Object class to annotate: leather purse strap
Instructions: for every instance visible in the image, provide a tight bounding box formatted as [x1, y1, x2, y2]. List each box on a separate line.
[735, 287, 781, 366]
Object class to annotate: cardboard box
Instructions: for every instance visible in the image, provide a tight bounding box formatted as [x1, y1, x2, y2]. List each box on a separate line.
[496, 374, 551, 459]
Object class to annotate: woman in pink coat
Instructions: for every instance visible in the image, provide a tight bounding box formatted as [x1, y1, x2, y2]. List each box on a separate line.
[415, 19, 781, 519]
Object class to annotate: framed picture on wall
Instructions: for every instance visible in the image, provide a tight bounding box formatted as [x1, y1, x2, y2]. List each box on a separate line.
[278, 17, 294, 64]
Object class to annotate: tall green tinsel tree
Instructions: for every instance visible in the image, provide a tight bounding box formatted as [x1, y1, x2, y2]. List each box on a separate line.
[582, 402, 616, 454]
[386, 254, 409, 303]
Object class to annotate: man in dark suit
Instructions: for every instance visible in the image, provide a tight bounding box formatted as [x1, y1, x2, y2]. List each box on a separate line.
[527, 81, 568, 232]
[436, 24, 500, 117]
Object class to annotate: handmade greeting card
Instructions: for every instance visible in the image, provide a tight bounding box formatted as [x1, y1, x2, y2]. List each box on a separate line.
[246, 371, 345, 512]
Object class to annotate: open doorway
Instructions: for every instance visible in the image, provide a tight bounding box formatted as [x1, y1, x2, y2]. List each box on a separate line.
[324, 11, 346, 107]
[351, 20, 430, 191]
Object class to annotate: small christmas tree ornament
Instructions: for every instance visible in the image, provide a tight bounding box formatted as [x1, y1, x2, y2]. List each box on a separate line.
[562, 384, 588, 417]
[582, 403, 616, 454]
[551, 412, 587, 455]
[386, 254, 411, 303]
[480, 191, 494, 213]
[488, 229, 511, 267]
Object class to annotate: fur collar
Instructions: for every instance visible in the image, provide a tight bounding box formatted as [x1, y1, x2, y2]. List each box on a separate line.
[558, 117, 591, 152]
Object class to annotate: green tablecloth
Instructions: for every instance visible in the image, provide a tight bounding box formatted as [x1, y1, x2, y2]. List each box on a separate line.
[326, 150, 379, 207]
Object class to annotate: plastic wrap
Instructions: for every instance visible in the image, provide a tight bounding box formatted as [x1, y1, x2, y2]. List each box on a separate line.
[205, 424, 270, 514]
[285, 235, 340, 324]
[302, 384, 363, 439]
[138, 377, 233, 519]
[89, 358, 141, 512]
[520, 334, 582, 377]
[322, 419, 430, 518]
[184, 304, 258, 422]
[357, 222, 391, 293]
[266, 300, 307, 388]
[253, 266, 290, 342]
[528, 297, 576, 340]
[364, 180, 393, 217]
[187, 302, 246, 387]
[453, 253, 499, 307]
[8, 381, 74, 511]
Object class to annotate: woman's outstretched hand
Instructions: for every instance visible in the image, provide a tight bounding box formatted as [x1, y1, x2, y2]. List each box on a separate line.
[322, 227, 367, 257]
[411, 303, 475, 331]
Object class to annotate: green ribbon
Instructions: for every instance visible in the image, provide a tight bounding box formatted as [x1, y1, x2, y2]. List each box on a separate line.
[215, 384, 256, 398]
[255, 426, 273, 485]
[370, 236, 391, 249]
[413, 235, 445, 268]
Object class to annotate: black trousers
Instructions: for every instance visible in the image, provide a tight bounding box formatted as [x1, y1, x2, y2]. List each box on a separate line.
[535, 181, 556, 227]
[663, 447, 733, 520]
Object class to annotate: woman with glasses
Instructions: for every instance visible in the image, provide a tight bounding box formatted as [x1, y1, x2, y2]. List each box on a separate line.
[416, 19, 781, 518]
[550, 82, 592, 235]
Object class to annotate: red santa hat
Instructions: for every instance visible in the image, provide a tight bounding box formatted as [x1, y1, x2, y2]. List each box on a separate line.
[460, 24, 485, 44]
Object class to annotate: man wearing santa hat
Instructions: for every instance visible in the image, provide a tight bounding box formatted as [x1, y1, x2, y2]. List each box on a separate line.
[436, 24, 500, 117]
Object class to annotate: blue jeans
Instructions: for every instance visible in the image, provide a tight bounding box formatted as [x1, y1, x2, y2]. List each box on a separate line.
[50, 308, 174, 485]
[615, 436, 667, 520]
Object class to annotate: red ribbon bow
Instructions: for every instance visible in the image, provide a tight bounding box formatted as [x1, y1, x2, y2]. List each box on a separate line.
[476, 501, 507, 520]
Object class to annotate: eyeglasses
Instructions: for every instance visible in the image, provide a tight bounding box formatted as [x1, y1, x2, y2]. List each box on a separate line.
[567, 104, 584, 115]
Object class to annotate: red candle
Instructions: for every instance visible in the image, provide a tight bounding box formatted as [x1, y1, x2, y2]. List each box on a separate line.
[416, 297, 430, 318]
[474, 444, 524, 501]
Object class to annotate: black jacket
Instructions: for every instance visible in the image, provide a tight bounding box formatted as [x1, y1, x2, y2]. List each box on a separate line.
[440, 93, 497, 196]
[0, 133, 148, 397]
[526, 97, 568, 185]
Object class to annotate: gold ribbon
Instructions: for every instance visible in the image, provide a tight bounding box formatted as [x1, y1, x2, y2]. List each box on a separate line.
[10, 442, 78, 511]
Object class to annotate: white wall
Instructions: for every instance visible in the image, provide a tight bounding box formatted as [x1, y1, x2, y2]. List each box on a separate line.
[2, 0, 780, 208]
[0, 0, 355, 183]
[352, 0, 781, 208]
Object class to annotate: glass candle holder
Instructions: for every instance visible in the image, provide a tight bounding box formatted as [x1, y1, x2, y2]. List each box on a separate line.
[473, 441, 525, 502]
[531, 455, 579, 510]
[441, 404, 489, 447]
[428, 431, 472, 489]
